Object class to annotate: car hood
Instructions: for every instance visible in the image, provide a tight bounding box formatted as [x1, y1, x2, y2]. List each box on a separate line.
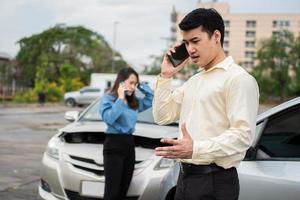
[58, 121, 178, 164]
[60, 121, 178, 139]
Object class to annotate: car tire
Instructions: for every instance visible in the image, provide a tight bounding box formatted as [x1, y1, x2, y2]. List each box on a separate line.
[65, 98, 76, 107]
[165, 187, 176, 200]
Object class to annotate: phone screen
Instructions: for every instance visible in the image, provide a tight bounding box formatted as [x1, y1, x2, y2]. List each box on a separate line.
[167, 43, 189, 67]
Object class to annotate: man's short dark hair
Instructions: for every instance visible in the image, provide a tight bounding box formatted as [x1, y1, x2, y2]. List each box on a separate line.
[179, 8, 225, 46]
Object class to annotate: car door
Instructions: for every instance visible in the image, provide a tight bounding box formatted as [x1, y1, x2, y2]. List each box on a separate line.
[78, 88, 101, 104]
[238, 105, 300, 200]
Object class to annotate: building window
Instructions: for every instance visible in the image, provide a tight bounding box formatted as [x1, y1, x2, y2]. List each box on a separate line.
[246, 31, 256, 38]
[273, 20, 290, 28]
[246, 20, 256, 28]
[224, 20, 230, 27]
[245, 51, 256, 58]
[244, 61, 254, 68]
[225, 30, 230, 38]
[245, 41, 255, 48]
[224, 40, 229, 48]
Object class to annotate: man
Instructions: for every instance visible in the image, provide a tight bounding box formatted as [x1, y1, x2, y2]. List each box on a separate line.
[153, 8, 259, 200]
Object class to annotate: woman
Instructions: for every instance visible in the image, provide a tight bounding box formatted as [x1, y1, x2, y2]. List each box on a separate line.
[99, 67, 153, 200]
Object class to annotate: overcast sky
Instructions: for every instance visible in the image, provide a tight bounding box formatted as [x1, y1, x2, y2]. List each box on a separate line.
[0, 0, 299, 72]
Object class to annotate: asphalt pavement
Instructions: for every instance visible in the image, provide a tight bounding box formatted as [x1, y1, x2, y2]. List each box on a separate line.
[0, 103, 83, 200]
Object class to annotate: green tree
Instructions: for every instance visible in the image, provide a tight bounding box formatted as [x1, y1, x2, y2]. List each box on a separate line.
[143, 55, 163, 75]
[290, 35, 300, 95]
[253, 30, 296, 101]
[16, 24, 128, 86]
[59, 63, 84, 93]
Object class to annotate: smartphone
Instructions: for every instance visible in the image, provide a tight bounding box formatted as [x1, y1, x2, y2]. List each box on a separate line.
[120, 82, 129, 96]
[167, 43, 189, 67]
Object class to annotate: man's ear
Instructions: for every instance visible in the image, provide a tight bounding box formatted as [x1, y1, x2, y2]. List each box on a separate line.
[213, 30, 221, 44]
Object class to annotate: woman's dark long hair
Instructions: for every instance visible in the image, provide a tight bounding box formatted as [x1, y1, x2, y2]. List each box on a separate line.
[110, 67, 139, 109]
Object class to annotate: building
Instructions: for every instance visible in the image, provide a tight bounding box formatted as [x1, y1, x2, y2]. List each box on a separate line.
[172, 1, 300, 71]
[0, 52, 13, 100]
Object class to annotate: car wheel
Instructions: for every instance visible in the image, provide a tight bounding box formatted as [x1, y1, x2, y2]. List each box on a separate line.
[165, 187, 176, 200]
[65, 98, 76, 107]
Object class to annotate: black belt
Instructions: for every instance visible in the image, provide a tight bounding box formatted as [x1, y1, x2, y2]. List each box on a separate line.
[180, 163, 225, 175]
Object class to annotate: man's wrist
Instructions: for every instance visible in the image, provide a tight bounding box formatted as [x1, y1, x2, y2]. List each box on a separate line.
[160, 72, 173, 79]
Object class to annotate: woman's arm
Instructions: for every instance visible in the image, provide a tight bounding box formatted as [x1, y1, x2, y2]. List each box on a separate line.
[99, 95, 126, 125]
[137, 83, 154, 112]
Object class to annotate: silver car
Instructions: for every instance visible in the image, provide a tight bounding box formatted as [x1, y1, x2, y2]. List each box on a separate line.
[160, 97, 300, 200]
[39, 98, 178, 200]
[64, 87, 102, 107]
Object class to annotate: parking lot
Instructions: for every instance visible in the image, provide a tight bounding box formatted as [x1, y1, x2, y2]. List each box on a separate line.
[0, 104, 82, 200]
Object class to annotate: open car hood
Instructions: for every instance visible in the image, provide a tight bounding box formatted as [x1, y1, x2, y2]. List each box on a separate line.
[60, 121, 178, 139]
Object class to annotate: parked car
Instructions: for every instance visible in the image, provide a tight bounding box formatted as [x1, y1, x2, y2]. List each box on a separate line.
[40, 95, 300, 200]
[38, 97, 178, 200]
[160, 97, 300, 200]
[64, 86, 102, 107]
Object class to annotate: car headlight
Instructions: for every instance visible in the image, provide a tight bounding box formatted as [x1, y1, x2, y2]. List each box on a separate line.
[154, 158, 175, 170]
[46, 137, 60, 160]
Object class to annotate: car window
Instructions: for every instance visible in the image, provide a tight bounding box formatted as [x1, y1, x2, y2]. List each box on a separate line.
[88, 88, 100, 92]
[79, 99, 156, 124]
[79, 88, 86, 92]
[81, 88, 100, 93]
[257, 105, 300, 159]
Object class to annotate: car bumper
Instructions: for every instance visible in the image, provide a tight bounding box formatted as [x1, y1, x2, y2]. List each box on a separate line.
[39, 153, 66, 199]
[39, 184, 62, 200]
[40, 152, 171, 200]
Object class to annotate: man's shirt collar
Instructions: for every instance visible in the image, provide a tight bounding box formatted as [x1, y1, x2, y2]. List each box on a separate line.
[202, 56, 234, 73]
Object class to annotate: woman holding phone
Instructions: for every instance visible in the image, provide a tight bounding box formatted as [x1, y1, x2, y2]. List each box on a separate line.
[99, 67, 153, 200]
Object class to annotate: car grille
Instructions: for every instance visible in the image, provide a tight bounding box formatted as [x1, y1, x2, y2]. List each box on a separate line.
[70, 155, 102, 166]
[73, 164, 105, 176]
[65, 189, 139, 200]
[68, 155, 142, 177]
[65, 189, 100, 200]
[69, 155, 104, 176]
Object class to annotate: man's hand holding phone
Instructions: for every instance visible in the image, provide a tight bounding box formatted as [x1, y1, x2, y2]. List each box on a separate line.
[161, 43, 189, 78]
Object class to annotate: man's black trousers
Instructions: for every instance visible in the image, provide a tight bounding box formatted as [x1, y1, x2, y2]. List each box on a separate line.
[175, 163, 239, 200]
[103, 134, 135, 200]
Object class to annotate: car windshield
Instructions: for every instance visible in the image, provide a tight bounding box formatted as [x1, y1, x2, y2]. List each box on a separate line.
[79, 98, 156, 124]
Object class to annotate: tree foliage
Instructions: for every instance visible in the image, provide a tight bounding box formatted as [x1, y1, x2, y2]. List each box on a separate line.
[143, 54, 198, 78]
[253, 30, 300, 102]
[16, 24, 128, 86]
[143, 54, 163, 75]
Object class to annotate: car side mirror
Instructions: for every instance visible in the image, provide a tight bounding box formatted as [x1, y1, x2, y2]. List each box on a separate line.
[244, 146, 257, 161]
[64, 111, 80, 122]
